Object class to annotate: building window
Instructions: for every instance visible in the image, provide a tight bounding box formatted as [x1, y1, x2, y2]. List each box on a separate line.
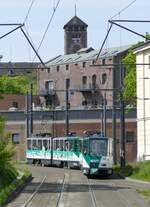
[149, 56, 150, 69]
[82, 76, 87, 86]
[12, 133, 20, 144]
[12, 101, 18, 108]
[92, 100, 97, 107]
[102, 59, 106, 65]
[57, 66, 60, 72]
[66, 64, 69, 70]
[47, 68, 51, 73]
[83, 62, 86, 68]
[66, 78, 70, 89]
[45, 81, 54, 90]
[102, 73, 107, 84]
[82, 100, 87, 106]
[92, 74, 97, 88]
[126, 131, 134, 143]
[92, 60, 95, 65]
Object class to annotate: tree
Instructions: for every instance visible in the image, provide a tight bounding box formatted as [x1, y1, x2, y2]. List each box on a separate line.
[0, 118, 18, 186]
[123, 50, 136, 106]
[122, 37, 150, 106]
[0, 75, 35, 96]
[0, 75, 35, 186]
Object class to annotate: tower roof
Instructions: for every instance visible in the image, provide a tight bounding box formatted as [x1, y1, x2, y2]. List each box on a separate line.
[63, 16, 88, 29]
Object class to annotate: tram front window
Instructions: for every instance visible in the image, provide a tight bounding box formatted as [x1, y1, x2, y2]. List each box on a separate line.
[90, 139, 108, 156]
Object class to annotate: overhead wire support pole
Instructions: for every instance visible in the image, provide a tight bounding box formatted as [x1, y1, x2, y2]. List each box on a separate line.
[96, 24, 113, 61]
[120, 63, 126, 168]
[0, 23, 23, 26]
[20, 27, 47, 68]
[0, 24, 24, 40]
[65, 79, 69, 136]
[110, 19, 150, 23]
[103, 93, 107, 137]
[109, 20, 150, 41]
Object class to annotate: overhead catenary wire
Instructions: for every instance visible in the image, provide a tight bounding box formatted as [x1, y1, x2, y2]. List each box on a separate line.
[23, 0, 36, 23]
[32, 0, 61, 62]
[110, 0, 137, 20]
[96, 0, 137, 61]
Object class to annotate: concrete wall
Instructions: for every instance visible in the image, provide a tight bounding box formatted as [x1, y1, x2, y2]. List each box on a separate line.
[135, 45, 150, 160]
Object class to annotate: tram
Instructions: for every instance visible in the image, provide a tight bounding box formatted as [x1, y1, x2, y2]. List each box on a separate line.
[26, 134, 113, 176]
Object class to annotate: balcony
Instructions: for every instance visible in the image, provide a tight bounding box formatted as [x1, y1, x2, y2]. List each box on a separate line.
[39, 88, 56, 97]
[77, 83, 98, 93]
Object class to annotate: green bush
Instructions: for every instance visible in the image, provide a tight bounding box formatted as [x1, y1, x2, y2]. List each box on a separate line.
[113, 164, 133, 177]
[0, 170, 31, 206]
[113, 161, 150, 181]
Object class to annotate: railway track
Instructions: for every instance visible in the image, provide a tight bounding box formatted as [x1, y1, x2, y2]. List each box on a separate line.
[21, 174, 66, 207]
[22, 176, 47, 207]
[87, 178, 99, 207]
[55, 174, 66, 207]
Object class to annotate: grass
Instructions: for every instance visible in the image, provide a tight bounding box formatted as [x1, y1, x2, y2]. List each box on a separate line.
[113, 161, 150, 199]
[137, 189, 150, 199]
[113, 161, 150, 181]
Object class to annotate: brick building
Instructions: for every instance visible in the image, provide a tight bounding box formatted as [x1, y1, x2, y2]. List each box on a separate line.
[38, 45, 130, 109]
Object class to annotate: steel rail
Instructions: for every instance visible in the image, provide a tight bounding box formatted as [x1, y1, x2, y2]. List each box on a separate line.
[55, 174, 66, 207]
[22, 176, 46, 207]
[87, 178, 99, 207]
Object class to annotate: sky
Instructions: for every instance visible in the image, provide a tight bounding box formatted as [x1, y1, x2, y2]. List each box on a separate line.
[0, 0, 150, 62]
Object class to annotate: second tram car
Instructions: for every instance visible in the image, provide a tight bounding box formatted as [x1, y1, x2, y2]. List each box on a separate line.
[26, 134, 113, 176]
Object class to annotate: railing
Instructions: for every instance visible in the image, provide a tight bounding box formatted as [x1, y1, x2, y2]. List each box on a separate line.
[39, 88, 55, 96]
[76, 83, 99, 92]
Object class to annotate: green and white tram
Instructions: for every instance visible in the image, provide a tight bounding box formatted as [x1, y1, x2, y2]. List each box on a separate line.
[26, 136, 82, 168]
[26, 134, 113, 176]
[80, 135, 113, 176]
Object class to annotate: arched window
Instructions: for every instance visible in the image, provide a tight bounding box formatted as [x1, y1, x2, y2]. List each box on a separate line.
[102, 73, 107, 84]
[92, 74, 97, 88]
[82, 100, 87, 106]
[82, 76, 87, 89]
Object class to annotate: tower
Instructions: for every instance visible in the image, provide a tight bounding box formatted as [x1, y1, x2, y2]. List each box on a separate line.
[63, 15, 88, 54]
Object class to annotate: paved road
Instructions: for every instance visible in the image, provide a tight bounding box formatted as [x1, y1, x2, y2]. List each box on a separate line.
[6, 166, 150, 207]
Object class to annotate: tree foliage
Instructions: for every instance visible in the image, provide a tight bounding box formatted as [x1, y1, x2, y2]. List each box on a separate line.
[0, 75, 30, 95]
[0, 118, 18, 186]
[123, 36, 150, 106]
[123, 51, 136, 106]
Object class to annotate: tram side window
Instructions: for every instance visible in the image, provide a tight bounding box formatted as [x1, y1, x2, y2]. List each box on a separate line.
[38, 140, 42, 150]
[83, 140, 89, 154]
[43, 139, 48, 150]
[56, 140, 60, 150]
[33, 139, 38, 150]
[65, 141, 69, 151]
[73, 140, 80, 152]
[27, 140, 32, 150]
[69, 140, 73, 151]
[53, 140, 56, 150]
[60, 140, 63, 150]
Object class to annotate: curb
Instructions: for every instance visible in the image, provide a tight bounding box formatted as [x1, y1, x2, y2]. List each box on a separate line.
[1, 175, 32, 207]
[116, 173, 150, 184]
[125, 177, 150, 185]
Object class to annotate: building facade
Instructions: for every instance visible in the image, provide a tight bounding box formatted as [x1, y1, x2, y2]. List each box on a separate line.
[38, 46, 130, 110]
[134, 42, 150, 160]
